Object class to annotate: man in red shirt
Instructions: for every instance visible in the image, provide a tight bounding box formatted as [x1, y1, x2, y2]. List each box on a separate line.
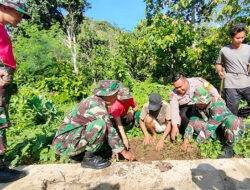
[109, 87, 138, 150]
[0, 0, 30, 183]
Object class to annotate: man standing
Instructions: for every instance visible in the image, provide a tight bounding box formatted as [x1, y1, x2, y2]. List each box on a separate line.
[0, 0, 30, 183]
[53, 80, 135, 169]
[170, 73, 220, 141]
[215, 23, 250, 115]
[140, 93, 171, 151]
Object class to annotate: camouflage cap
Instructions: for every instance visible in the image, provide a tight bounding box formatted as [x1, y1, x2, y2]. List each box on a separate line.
[0, 0, 31, 19]
[192, 86, 211, 105]
[117, 87, 132, 100]
[93, 80, 120, 97]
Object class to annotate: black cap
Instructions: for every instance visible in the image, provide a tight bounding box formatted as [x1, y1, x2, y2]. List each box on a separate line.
[148, 93, 162, 111]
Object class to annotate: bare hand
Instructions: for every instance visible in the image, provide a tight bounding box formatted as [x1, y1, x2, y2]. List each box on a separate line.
[143, 135, 154, 145]
[123, 138, 130, 150]
[112, 153, 119, 161]
[181, 140, 190, 152]
[120, 150, 135, 161]
[218, 71, 225, 79]
[0, 69, 10, 87]
[126, 112, 134, 122]
[171, 125, 179, 141]
[156, 139, 164, 151]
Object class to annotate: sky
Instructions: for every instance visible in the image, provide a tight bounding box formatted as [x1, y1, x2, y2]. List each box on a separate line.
[85, 0, 146, 31]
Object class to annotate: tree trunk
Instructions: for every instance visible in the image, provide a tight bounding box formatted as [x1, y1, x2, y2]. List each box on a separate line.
[66, 26, 78, 74]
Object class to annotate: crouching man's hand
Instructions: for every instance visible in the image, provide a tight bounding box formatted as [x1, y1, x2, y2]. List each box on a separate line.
[120, 149, 135, 161]
[181, 138, 190, 152]
[156, 139, 164, 151]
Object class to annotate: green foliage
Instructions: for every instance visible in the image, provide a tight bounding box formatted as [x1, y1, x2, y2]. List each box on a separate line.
[234, 128, 250, 158]
[198, 140, 222, 159]
[14, 23, 70, 83]
[144, 0, 250, 24]
[27, 0, 90, 30]
[26, 96, 58, 124]
[132, 80, 173, 108]
[6, 85, 72, 166]
[6, 121, 61, 166]
[78, 20, 131, 83]
[127, 127, 143, 139]
[119, 16, 208, 82]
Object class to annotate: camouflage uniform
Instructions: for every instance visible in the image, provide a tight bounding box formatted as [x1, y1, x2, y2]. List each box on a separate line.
[52, 80, 125, 157]
[0, 54, 15, 156]
[117, 87, 132, 101]
[184, 87, 245, 144]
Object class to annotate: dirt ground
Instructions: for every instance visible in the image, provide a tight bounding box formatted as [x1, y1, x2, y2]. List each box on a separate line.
[129, 137, 201, 162]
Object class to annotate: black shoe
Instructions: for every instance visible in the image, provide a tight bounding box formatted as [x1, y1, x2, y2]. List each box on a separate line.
[0, 167, 27, 183]
[69, 152, 85, 163]
[218, 145, 234, 158]
[81, 153, 111, 169]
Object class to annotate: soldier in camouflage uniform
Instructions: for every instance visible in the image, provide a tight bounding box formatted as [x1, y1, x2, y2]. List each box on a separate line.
[0, 0, 30, 183]
[181, 86, 245, 158]
[52, 80, 135, 169]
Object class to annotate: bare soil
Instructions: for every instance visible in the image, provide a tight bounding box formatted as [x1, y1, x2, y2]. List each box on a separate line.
[129, 137, 201, 162]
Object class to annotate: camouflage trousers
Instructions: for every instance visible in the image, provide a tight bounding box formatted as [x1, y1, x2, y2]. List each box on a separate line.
[186, 115, 245, 144]
[0, 63, 15, 155]
[53, 119, 124, 157]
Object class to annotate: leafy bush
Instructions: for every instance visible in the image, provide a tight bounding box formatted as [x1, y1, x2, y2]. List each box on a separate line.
[132, 80, 173, 108]
[6, 85, 72, 166]
[234, 128, 250, 158]
[27, 95, 57, 124]
[127, 127, 143, 139]
[198, 140, 222, 159]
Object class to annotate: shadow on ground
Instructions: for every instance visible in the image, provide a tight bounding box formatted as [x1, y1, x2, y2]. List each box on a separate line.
[191, 163, 250, 190]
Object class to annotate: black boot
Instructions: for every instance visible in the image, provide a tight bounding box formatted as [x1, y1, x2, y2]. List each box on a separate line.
[81, 151, 111, 169]
[219, 145, 234, 158]
[0, 156, 27, 183]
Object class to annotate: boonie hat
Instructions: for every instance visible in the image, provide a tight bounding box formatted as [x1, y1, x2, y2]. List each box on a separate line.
[0, 0, 31, 19]
[93, 80, 120, 97]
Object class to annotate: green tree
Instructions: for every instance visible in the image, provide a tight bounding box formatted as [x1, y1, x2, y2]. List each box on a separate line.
[27, 0, 90, 74]
[144, 0, 249, 24]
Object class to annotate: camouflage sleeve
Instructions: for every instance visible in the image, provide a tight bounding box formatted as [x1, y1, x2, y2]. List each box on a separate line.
[184, 123, 194, 139]
[199, 78, 219, 97]
[209, 100, 229, 124]
[170, 93, 181, 125]
[106, 121, 125, 154]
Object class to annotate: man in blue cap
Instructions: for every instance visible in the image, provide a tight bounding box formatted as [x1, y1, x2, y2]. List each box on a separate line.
[0, 0, 30, 183]
[139, 93, 171, 151]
